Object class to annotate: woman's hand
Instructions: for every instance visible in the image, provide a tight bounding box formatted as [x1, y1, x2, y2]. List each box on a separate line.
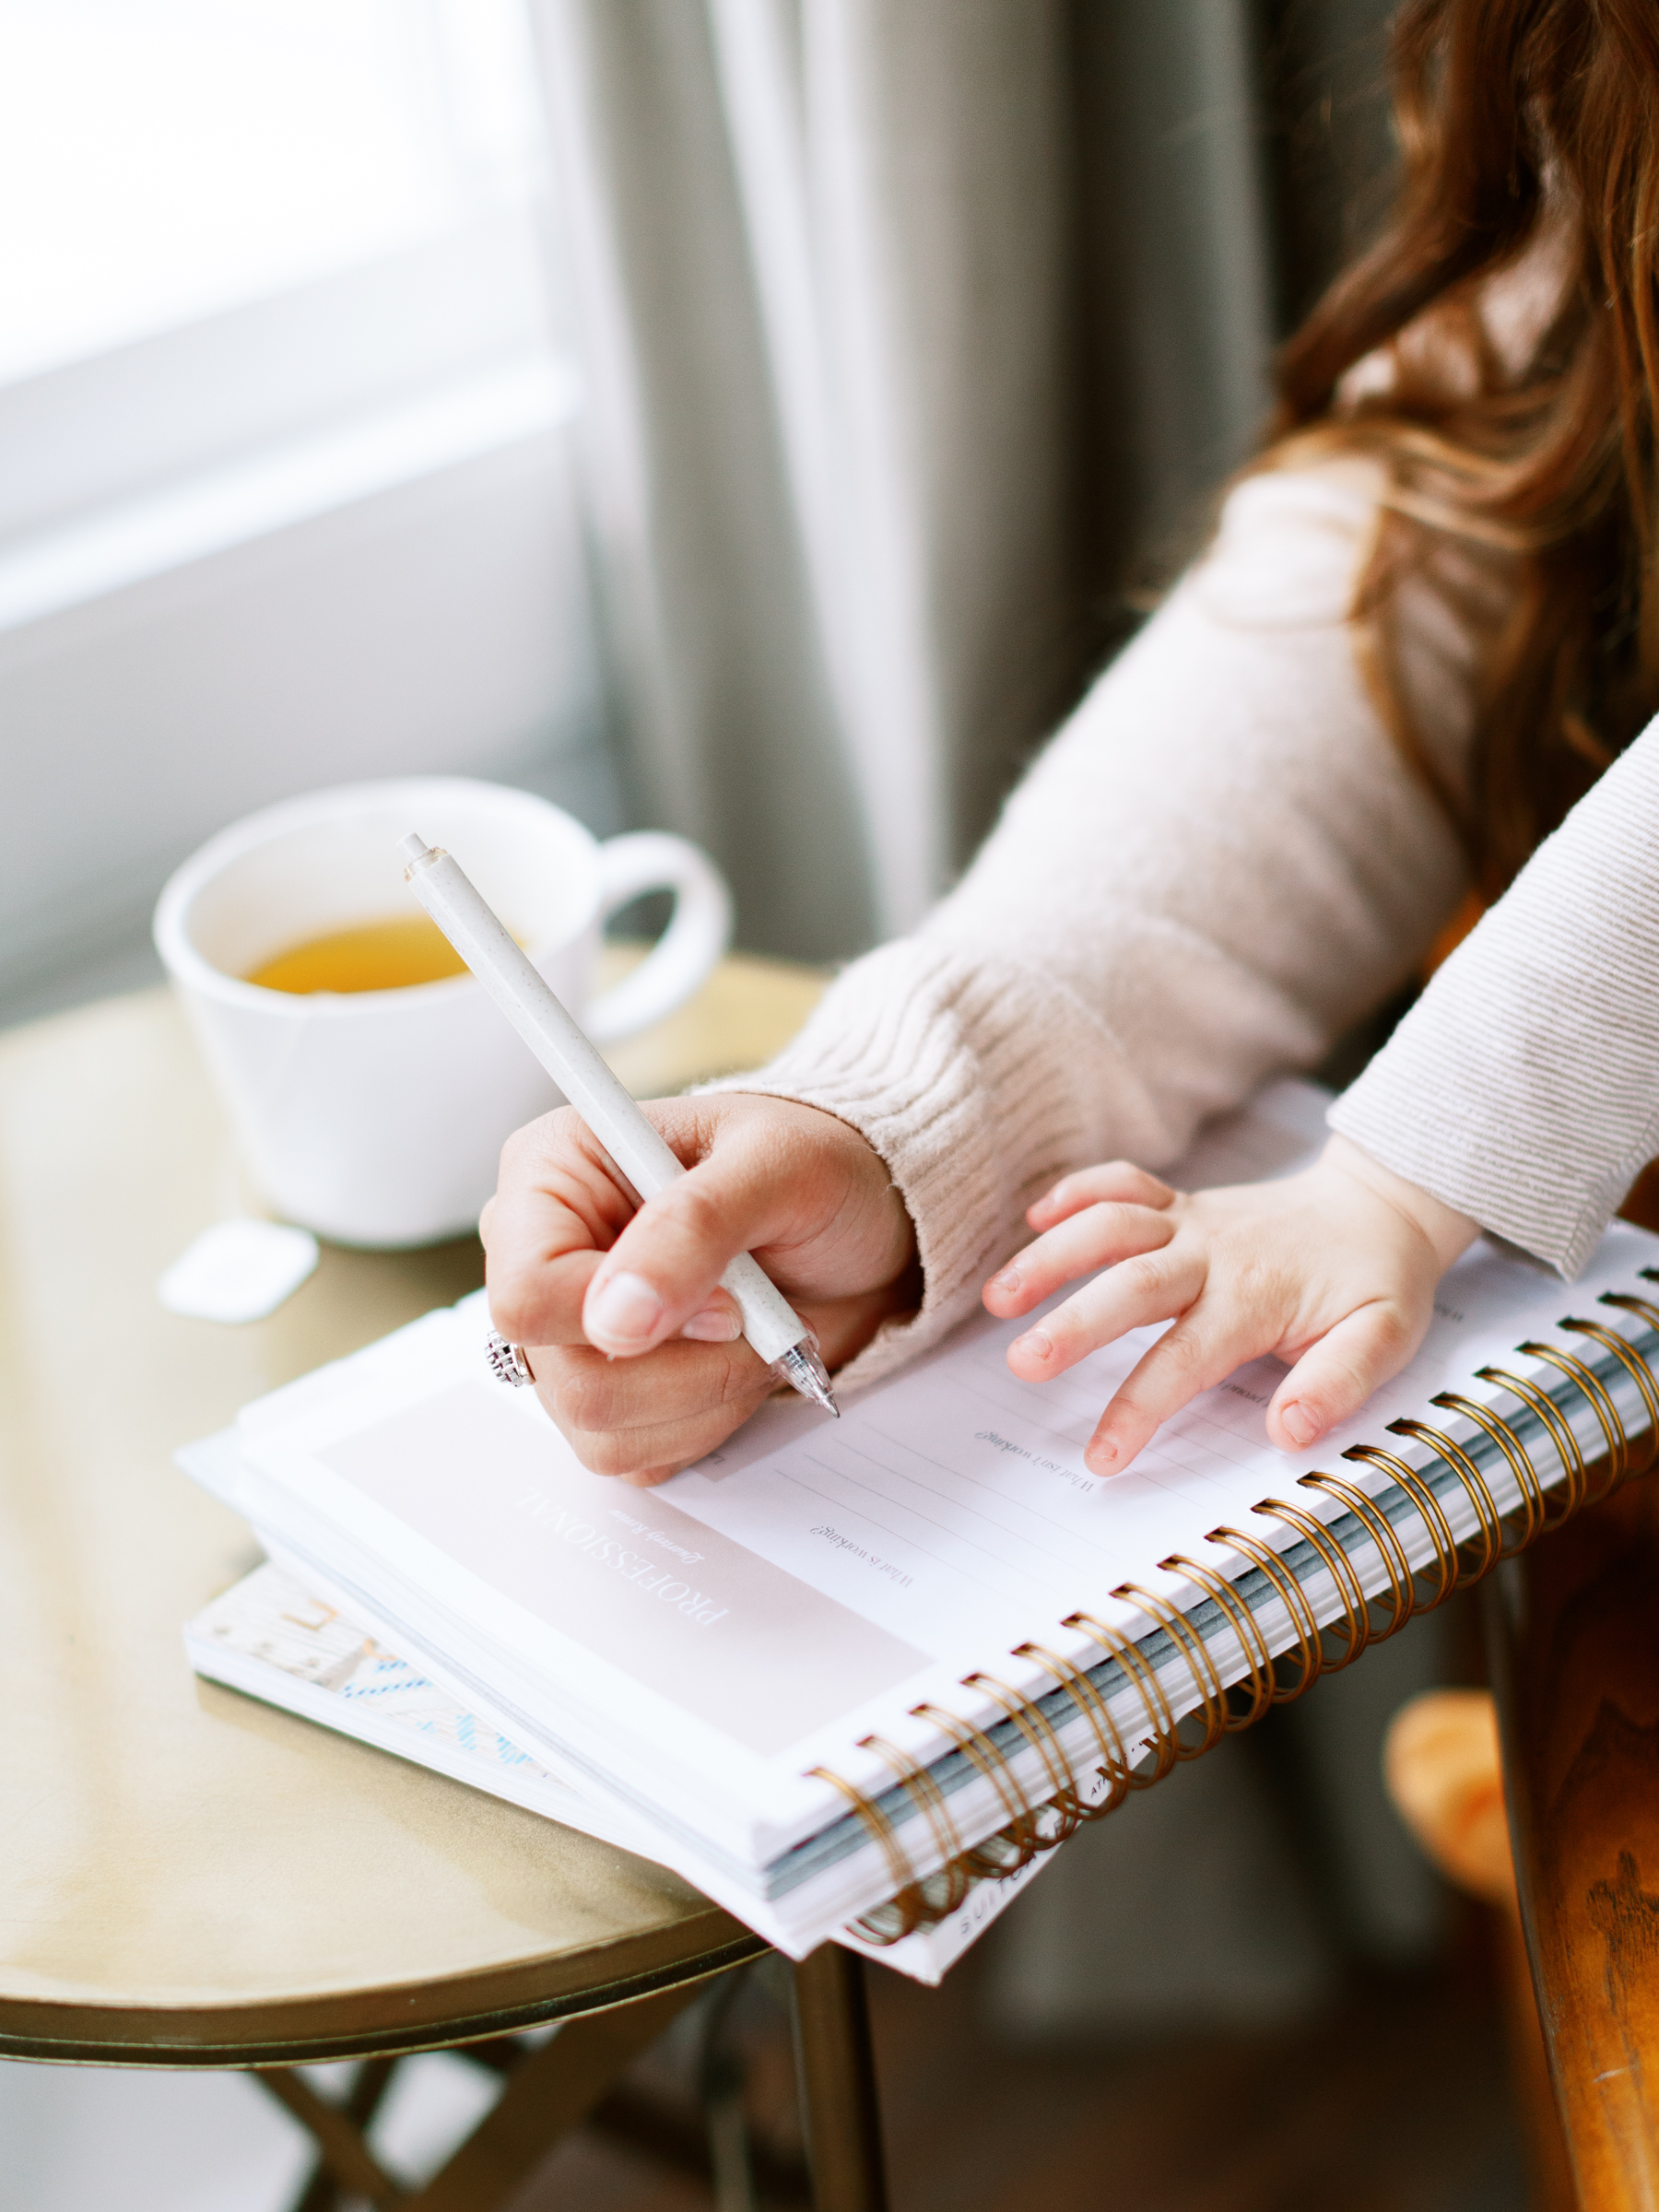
[482, 1095, 919, 1486]
[982, 1134, 1477, 1475]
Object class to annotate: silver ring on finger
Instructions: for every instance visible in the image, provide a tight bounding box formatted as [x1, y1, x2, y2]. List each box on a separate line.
[486, 1330, 536, 1387]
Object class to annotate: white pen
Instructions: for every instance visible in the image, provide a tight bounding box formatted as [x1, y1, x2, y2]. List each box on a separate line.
[399, 833, 838, 1417]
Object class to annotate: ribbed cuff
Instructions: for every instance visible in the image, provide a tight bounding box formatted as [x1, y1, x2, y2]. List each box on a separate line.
[700, 938, 1151, 1392]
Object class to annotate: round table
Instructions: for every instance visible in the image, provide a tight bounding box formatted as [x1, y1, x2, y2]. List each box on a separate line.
[0, 958, 830, 2067]
[0, 954, 896, 2208]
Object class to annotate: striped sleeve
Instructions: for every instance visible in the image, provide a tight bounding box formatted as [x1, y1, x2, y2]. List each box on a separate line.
[1330, 717, 1659, 1277]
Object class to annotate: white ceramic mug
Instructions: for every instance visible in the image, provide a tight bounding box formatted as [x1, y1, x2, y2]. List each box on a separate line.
[154, 777, 732, 1247]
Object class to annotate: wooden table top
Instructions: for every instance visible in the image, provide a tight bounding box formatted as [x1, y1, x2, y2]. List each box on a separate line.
[0, 953, 825, 2066]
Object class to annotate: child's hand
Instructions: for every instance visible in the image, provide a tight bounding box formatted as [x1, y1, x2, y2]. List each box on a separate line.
[981, 1135, 1477, 1475]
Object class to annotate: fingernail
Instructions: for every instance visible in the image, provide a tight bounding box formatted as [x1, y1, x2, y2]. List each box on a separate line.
[586, 1271, 663, 1347]
[1013, 1327, 1053, 1363]
[1280, 1402, 1316, 1446]
[681, 1303, 742, 1343]
[1086, 1435, 1118, 1474]
[991, 1265, 1021, 1295]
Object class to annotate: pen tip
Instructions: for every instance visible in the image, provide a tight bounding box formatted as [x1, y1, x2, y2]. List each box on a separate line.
[776, 1341, 839, 1416]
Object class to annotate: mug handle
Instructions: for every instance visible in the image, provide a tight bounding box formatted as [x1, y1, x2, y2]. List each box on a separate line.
[582, 832, 734, 1045]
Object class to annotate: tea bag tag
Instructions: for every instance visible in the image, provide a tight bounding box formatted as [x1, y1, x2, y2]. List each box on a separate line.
[158, 1219, 319, 1324]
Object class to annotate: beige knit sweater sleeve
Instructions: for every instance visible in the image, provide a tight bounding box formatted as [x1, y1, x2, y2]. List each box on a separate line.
[712, 465, 1479, 1390]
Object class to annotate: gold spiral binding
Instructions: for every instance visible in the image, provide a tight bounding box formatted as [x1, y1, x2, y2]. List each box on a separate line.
[966, 1673, 1083, 1838]
[810, 1763, 924, 1945]
[1429, 1392, 1549, 1546]
[849, 1902, 917, 1947]
[1013, 1640, 1135, 1809]
[1296, 1472, 1415, 1638]
[1064, 1610, 1184, 1780]
[1578, 1307, 1659, 1465]
[1156, 1553, 1274, 1727]
[1386, 1418, 1505, 1578]
[1111, 1582, 1230, 1753]
[1203, 1524, 1323, 1697]
[911, 1700, 1045, 1875]
[1519, 1340, 1628, 1495]
[861, 1735, 971, 1918]
[1571, 1313, 1659, 1435]
[1341, 1445, 1460, 1607]
[820, 1266, 1659, 1944]
[1250, 1500, 1371, 1667]
[1601, 1288, 1659, 1334]
[1567, 1317, 1659, 1456]
[1477, 1363, 1587, 1515]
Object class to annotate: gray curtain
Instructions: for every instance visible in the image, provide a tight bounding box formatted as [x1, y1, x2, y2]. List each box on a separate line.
[527, 0, 1393, 960]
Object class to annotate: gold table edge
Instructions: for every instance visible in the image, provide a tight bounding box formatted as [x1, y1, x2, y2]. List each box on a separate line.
[0, 1928, 770, 2067]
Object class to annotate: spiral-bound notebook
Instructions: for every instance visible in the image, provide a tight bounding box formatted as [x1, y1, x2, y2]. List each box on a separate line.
[178, 1081, 1659, 1975]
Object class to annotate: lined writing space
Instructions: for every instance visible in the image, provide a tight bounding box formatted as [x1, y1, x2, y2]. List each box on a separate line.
[667, 1307, 1300, 1663]
[663, 1088, 1334, 1657]
[661, 1090, 1331, 1651]
[665, 1083, 1612, 1664]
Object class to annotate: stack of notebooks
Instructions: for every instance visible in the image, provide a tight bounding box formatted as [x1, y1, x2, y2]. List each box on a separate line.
[181, 1083, 1659, 1983]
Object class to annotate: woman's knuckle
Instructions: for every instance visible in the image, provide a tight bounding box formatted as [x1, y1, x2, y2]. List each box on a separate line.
[715, 1348, 771, 1407]
[556, 1359, 621, 1431]
[663, 1179, 725, 1248]
[495, 1123, 535, 1180]
[487, 1283, 535, 1342]
[572, 1428, 641, 1478]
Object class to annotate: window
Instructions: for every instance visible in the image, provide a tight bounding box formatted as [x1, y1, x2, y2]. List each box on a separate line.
[0, 0, 545, 384]
[0, 0, 573, 594]
[0, 0, 605, 1024]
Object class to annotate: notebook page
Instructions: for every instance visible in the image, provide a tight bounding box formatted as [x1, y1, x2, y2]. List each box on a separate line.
[660, 1081, 1637, 1676]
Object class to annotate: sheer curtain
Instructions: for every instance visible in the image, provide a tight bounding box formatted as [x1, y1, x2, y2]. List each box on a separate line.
[525, 0, 1296, 959]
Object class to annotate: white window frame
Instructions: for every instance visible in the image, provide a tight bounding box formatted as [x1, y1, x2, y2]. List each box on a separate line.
[0, 24, 607, 1025]
[0, 199, 578, 627]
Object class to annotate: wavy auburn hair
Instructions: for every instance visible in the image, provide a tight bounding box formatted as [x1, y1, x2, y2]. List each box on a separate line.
[1268, 0, 1659, 894]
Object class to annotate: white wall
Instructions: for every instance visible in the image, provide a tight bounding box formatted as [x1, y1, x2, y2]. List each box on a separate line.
[0, 424, 612, 1026]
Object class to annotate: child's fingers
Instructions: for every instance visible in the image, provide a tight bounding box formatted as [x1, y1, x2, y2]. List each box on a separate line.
[1080, 1299, 1286, 1473]
[1006, 1246, 1205, 1382]
[983, 1202, 1175, 1316]
[1265, 1300, 1419, 1450]
[1027, 1162, 1174, 1230]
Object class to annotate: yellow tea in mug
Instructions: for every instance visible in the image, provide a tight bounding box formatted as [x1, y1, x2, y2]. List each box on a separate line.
[247, 915, 471, 994]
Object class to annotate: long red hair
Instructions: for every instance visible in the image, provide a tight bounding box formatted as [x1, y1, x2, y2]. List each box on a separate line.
[1267, 0, 1659, 893]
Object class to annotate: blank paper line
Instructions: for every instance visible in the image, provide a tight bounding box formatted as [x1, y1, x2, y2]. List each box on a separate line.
[792, 1458, 1046, 1597]
[775, 1469, 1008, 1600]
[829, 1430, 1081, 1565]
[856, 1419, 1114, 1558]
